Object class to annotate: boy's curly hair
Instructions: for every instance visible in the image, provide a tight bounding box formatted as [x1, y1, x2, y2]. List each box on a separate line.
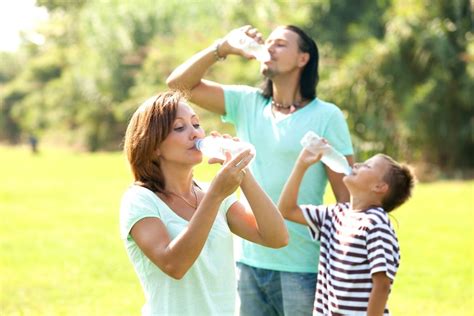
[379, 154, 416, 212]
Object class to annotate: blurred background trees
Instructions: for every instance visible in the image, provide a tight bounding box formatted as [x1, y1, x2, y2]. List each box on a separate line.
[0, 0, 472, 177]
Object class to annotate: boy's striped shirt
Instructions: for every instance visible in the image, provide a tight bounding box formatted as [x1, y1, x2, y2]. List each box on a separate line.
[301, 202, 400, 315]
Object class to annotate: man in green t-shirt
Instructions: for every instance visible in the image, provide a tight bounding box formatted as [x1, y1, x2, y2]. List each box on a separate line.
[167, 25, 354, 316]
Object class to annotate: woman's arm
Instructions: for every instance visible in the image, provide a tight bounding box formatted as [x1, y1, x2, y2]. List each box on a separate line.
[131, 150, 251, 279]
[130, 193, 223, 280]
[227, 170, 288, 248]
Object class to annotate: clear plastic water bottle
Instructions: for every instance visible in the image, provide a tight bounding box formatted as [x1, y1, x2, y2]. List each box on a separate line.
[195, 136, 256, 160]
[227, 29, 271, 62]
[300, 131, 352, 175]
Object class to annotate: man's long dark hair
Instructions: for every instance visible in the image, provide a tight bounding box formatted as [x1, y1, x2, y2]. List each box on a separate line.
[261, 25, 319, 100]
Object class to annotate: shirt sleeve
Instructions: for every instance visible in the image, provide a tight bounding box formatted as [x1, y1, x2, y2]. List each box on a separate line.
[222, 85, 261, 125]
[323, 108, 353, 156]
[300, 204, 330, 241]
[366, 223, 400, 280]
[119, 186, 161, 241]
[221, 193, 238, 215]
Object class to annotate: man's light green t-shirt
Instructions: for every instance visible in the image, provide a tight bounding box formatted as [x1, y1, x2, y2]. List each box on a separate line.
[223, 85, 353, 273]
[120, 185, 238, 316]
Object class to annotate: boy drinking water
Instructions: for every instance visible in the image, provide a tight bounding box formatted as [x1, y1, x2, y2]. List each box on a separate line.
[278, 147, 415, 315]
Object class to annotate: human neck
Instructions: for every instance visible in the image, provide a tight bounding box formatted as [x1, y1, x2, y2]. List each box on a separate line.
[349, 194, 382, 212]
[161, 163, 195, 195]
[271, 72, 302, 106]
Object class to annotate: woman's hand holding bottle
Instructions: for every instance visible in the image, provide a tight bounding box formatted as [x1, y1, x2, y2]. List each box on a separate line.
[207, 149, 254, 200]
[197, 132, 255, 200]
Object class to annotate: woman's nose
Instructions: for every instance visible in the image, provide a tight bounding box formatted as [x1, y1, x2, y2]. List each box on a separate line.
[190, 127, 204, 140]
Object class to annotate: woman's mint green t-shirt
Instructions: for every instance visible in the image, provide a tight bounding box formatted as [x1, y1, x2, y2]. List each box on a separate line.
[120, 185, 238, 316]
[223, 85, 353, 273]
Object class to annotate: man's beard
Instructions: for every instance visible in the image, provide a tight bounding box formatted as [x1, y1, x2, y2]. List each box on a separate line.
[262, 66, 277, 79]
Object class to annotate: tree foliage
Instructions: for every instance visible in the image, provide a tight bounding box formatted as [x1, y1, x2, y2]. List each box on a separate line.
[0, 0, 472, 176]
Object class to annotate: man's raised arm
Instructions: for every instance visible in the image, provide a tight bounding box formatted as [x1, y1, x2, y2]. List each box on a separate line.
[166, 43, 226, 115]
[167, 26, 261, 115]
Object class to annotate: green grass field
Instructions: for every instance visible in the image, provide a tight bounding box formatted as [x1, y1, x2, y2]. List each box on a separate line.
[1, 145, 472, 315]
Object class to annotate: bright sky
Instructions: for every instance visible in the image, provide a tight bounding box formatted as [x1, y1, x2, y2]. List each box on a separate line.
[0, 0, 48, 52]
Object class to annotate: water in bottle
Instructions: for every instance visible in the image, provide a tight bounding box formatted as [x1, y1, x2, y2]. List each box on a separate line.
[227, 29, 271, 62]
[300, 131, 352, 175]
[195, 136, 256, 160]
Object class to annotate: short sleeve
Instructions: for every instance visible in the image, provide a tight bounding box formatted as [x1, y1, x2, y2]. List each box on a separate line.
[221, 193, 238, 215]
[322, 108, 353, 156]
[367, 223, 400, 280]
[222, 85, 262, 125]
[119, 186, 161, 241]
[300, 204, 330, 241]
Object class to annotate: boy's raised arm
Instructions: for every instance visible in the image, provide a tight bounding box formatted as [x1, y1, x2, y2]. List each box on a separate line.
[278, 148, 323, 225]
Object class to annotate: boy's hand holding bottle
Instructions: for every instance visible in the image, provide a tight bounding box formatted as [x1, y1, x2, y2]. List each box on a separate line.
[297, 148, 323, 170]
[297, 132, 328, 169]
[296, 146, 325, 170]
[300, 131, 352, 175]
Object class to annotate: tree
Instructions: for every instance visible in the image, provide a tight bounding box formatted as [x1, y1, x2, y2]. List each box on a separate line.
[0, 0, 471, 176]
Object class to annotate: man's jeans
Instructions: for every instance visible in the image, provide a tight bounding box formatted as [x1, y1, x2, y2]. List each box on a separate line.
[237, 262, 317, 316]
